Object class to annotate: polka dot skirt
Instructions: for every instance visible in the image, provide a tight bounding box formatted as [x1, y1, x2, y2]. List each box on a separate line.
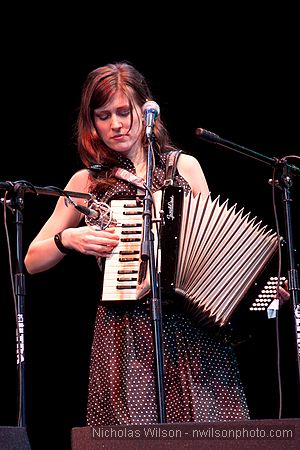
[86, 152, 250, 425]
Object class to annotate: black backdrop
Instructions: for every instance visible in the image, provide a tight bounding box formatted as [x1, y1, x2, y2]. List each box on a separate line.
[1, 10, 299, 450]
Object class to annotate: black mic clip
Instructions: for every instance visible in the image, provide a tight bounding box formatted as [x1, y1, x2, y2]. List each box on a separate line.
[89, 163, 113, 175]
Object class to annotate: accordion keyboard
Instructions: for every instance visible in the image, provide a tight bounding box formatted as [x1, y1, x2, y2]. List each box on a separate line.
[102, 198, 144, 301]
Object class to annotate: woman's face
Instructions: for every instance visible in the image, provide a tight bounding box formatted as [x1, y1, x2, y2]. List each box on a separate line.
[93, 90, 144, 159]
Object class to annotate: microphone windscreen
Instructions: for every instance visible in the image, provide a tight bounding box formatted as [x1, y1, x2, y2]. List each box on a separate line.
[142, 101, 160, 115]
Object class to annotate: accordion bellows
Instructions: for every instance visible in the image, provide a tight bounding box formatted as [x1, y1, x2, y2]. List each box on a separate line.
[172, 190, 278, 326]
[101, 187, 278, 328]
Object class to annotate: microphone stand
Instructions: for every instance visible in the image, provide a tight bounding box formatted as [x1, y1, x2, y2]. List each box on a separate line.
[0, 180, 90, 428]
[196, 129, 300, 415]
[140, 138, 166, 423]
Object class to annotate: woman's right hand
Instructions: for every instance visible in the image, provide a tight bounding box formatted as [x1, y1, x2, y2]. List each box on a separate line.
[61, 225, 120, 257]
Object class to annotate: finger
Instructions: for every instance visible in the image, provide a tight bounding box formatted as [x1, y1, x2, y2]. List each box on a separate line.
[92, 228, 120, 241]
[277, 286, 290, 301]
[92, 226, 118, 234]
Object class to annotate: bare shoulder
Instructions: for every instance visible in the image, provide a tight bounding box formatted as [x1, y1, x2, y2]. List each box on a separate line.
[64, 169, 90, 193]
[177, 153, 205, 175]
[177, 153, 209, 196]
[177, 153, 198, 168]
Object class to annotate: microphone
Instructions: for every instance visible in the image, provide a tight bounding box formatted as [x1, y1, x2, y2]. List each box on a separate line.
[142, 100, 160, 138]
[74, 203, 100, 220]
[195, 128, 222, 143]
[74, 200, 113, 229]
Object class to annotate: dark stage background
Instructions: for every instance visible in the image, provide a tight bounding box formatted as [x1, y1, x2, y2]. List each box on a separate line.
[1, 11, 299, 450]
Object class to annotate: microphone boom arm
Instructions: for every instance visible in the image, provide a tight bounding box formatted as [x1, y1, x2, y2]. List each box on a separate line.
[195, 128, 300, 175]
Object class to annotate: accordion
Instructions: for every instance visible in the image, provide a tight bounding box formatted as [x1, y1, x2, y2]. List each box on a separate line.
[101, 186, 278, 327]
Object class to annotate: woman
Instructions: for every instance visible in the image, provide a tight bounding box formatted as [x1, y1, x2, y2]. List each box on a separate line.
[24, 61, 250, 425]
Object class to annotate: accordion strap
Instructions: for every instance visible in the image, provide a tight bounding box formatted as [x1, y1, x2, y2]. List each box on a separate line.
[164, 150, 183, 185]
[95, 150, 183, 190]
[110, 167, 145, 190]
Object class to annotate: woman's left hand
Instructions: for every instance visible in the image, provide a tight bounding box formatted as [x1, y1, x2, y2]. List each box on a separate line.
[277, 280, 290, 304]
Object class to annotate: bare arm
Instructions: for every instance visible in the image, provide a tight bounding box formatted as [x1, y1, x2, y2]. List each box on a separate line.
[24, 169, 119, 274]
[176, 153, 209, 196]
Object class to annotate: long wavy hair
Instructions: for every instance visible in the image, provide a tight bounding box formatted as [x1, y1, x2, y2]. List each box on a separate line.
[76, 62, 176, 188]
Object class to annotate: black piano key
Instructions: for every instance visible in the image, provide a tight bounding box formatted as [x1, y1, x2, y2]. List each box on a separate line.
[117, 277, 138, 282]
[119, 257, 140, 262]
[121, 223, 142, 228]
[116, 285, 137, 289]
[121, 230, 142, 235]
[118, 269, 139, 274]
[121, 238, 141, 242]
